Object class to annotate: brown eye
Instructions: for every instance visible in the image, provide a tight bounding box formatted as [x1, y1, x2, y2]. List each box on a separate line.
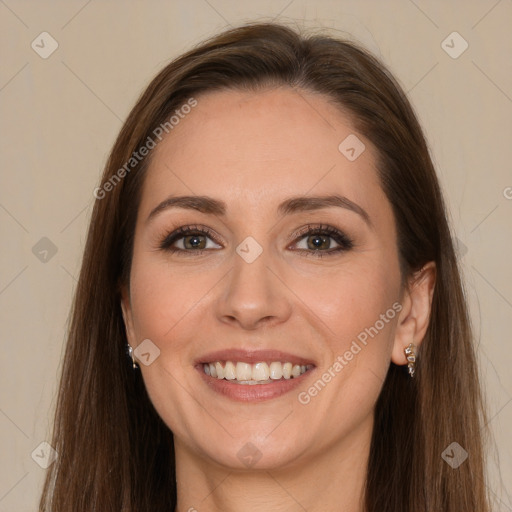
[305, 233, 335, 250]
[159, 225, 222, 254]
[291, 224, 354, 258]
[182, 234, 207, 250]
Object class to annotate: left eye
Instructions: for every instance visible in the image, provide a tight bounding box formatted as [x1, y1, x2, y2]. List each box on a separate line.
[294, 232, 341, 251]
[289, 225, 354, 257]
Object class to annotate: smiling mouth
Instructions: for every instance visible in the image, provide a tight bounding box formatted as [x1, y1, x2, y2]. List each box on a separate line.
[202, 361, 314, 384]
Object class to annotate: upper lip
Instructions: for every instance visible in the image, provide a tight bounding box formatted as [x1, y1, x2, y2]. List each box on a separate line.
[196, 349, 316, 367]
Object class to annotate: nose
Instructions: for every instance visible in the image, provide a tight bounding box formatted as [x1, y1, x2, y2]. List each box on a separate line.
[215, 246, 293, 331]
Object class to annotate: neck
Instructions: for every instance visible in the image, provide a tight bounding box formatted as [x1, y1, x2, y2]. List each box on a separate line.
[174, 413, 373, 512]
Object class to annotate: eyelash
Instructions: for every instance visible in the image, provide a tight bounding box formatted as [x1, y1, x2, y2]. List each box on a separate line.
[157, 223, 354, 258]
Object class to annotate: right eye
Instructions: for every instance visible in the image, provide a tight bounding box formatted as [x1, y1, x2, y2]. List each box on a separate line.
[158, 225, 222, 255]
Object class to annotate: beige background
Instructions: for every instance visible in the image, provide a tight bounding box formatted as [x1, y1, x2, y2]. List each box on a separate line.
[1, 0, 511, 510]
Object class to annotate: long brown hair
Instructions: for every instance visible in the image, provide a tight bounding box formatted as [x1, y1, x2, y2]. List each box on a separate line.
[39, 21, 491, 511]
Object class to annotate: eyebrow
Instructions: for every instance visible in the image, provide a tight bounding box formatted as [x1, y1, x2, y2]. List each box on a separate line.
[146, 194, 372, 227]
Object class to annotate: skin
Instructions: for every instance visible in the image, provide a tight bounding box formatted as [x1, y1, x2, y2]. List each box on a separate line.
[121, 87, 436, 512]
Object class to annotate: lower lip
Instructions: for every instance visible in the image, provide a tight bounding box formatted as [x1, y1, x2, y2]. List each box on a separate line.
[196, 366, 314, 402]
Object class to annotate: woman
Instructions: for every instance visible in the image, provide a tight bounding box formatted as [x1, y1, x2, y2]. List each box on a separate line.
[39, 22, 491, 511]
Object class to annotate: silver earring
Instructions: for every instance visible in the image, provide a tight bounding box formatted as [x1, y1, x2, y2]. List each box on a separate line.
[404, 343, 416, 378]
[127, 343, 139, 369]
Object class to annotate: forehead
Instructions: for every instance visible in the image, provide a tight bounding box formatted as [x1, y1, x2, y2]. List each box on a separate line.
[140, 87, 385, 218]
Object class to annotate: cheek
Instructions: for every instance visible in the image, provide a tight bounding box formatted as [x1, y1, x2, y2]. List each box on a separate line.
[291, 268, 400, 432]
[126, 255, 211, 436]
[292, 261, 400, 348]
[128, 251, 210, 343]
[290, 260, 401, 417]
[126, 249, 223, 381]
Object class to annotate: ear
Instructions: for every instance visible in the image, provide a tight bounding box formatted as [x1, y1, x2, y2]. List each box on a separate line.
[120, 284, 137, 348]
[391, 261, 436, 366]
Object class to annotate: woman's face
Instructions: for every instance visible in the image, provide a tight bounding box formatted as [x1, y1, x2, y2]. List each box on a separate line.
[122, 87, 405, 470]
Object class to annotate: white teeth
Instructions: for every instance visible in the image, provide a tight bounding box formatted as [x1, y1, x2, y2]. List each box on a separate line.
[282, 362, 292, 379]
[269, 361, 283, 380]
[224, 361, 236, 380]
[215, 362, 224, 379]
[252, 362, 269, 381]
[236, 361, 252, 381]
[202, 360, 311, 383]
